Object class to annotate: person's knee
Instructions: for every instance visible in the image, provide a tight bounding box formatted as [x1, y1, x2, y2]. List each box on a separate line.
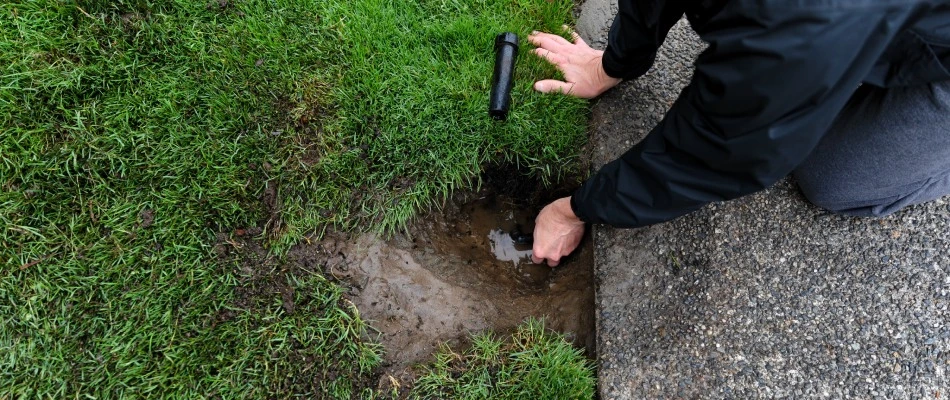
[796, 181, 871, 217]
[799, 192, 888, 217]
[793, 169, 894, 217]
[794, 169, 950, 217]
[793, 80, 950, 216]
[792, 166, 840, 210]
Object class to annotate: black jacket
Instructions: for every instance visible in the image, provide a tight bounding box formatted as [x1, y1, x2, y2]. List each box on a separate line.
[571, 0, 950, 227]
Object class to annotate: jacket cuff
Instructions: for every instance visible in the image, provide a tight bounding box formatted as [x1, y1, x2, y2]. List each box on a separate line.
[602, 46, 657, 81]
[601, 49, 630, 80]
[569, 190, 589, 223]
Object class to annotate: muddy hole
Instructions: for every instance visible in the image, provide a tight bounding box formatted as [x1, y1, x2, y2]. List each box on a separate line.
[291, 167, 595, 372]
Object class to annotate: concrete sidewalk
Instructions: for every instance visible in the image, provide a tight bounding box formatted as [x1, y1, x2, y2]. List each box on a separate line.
[576, 2, 950, 398]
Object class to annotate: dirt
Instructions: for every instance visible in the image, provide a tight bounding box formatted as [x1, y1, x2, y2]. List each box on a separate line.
[217, 163, 596, 392]
[288, 174, 596, 371]
[139, 208, 154, 229]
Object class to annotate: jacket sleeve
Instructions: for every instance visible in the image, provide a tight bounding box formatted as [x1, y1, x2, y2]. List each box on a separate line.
[573, 6, 901, 227]
[602, 0, 685, 80]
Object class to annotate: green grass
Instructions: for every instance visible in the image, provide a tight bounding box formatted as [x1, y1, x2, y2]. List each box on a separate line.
[407, 319, 597, 400]
[281, 0, 589, 240]
[1, 0, 590, 397]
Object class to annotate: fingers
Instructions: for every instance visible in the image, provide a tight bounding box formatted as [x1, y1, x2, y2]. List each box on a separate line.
[533, 79, 575, 95]
[531, 252, 561, 267]
[528, 28, 590, 70]
[530, 190, 586, 269]
[557, 24, 590, 49]
[531, 47, 565, 65]
[570, 30, 588, 47]
[529, 27, 586, 47]
[528, 30, 571, 49]
[532, 238, 565, 268]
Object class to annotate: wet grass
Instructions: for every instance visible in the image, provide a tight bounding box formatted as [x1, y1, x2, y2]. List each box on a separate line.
[281, 0, 589, 240]
[1, 0, 589, 397]
[407, 319, 597, 399]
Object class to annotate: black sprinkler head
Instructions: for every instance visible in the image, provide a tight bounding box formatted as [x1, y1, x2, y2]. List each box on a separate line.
[489, 32, 518, 120]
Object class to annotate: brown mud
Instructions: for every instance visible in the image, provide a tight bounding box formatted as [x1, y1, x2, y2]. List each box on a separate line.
[289, 171, 596, 372]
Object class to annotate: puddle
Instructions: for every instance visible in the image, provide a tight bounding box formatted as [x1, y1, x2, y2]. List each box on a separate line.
[487, 228, 533, 263]
[453, 195, 561, 290]
[292, 187, 595, 370]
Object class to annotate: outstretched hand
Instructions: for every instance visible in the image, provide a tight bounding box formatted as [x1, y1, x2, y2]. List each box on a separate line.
[531, 197, 585, 267]
[528, 27, 621, 99]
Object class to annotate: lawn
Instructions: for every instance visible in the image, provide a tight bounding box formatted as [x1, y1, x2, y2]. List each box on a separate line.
[409, 319, 596, 399]
[1, 0, 591, 397]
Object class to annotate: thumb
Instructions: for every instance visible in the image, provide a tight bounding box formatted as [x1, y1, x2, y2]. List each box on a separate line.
[534, 79, 575, 95]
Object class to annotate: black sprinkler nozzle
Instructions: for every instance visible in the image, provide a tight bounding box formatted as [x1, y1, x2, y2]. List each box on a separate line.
[489, 32, 518, 120]
[509, 229, 534, 246]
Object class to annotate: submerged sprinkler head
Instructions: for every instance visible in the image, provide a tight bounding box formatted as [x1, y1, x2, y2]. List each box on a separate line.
[509, 229, 534, 246]
[489, 32, 518, 120]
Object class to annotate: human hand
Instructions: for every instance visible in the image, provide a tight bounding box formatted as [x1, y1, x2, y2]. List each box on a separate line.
[528, 27, 622, 99]
[531, 197, 585, 267]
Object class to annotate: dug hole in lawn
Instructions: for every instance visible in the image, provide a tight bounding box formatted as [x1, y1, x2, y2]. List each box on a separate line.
[288, 164, 597, 378]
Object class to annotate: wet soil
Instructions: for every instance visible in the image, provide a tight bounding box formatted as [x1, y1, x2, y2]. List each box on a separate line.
[290, 175, 595, 371]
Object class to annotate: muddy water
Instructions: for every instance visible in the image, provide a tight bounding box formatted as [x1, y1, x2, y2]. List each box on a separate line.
[449, 195, 566, 291]
[297, 191, 595, 369]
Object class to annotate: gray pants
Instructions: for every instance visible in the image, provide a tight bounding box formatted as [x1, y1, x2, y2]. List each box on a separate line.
[794, 81, 950, 217]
